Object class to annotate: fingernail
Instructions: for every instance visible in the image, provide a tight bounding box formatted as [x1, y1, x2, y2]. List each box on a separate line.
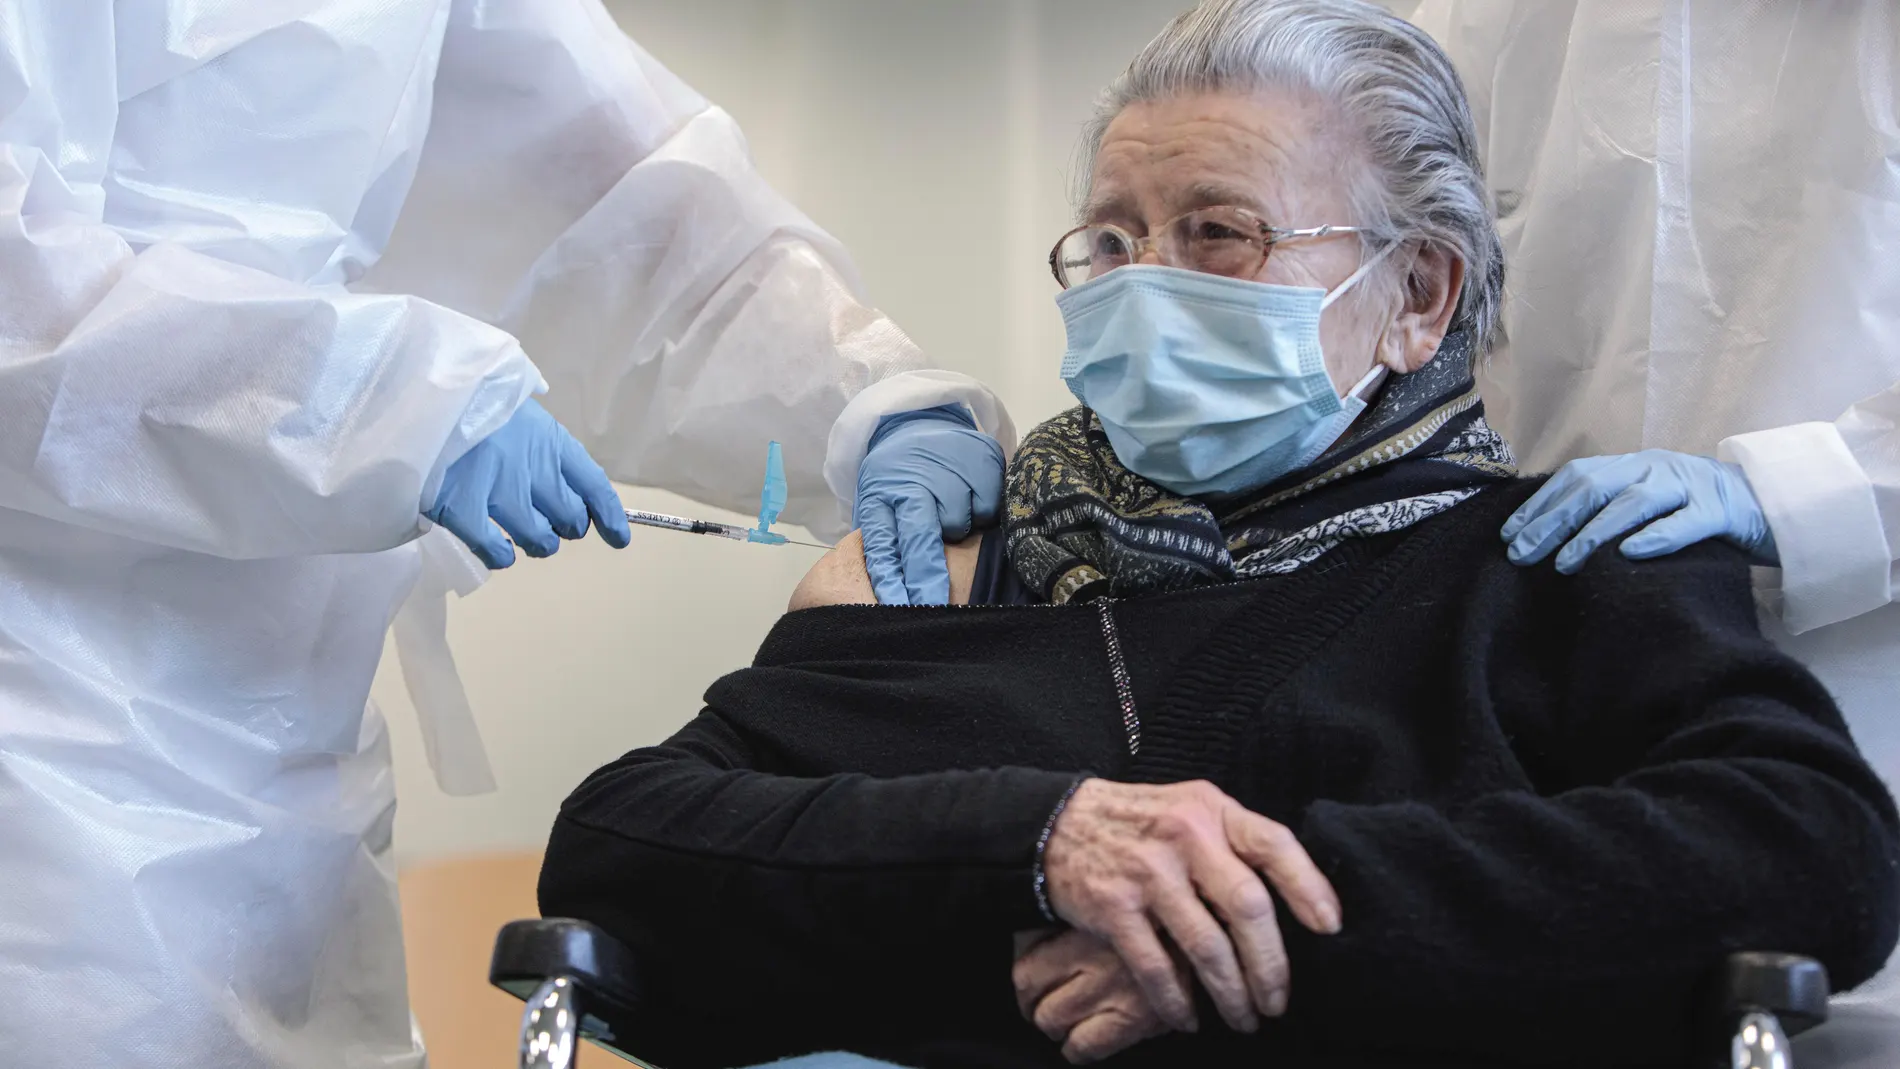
[1316, 902, 1341, 934]
[1266, 990, 1288, 1017]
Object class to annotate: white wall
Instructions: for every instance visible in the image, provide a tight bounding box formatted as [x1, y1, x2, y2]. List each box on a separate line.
[378, 0, 1179, 867]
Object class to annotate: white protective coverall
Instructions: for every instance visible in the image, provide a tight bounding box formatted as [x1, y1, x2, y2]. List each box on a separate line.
[0, 1, 1011, 1066]
[1408, 0, 1900, 1054]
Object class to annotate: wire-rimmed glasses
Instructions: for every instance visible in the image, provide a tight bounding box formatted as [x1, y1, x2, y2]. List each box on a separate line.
[1048, 205, 1368, 289]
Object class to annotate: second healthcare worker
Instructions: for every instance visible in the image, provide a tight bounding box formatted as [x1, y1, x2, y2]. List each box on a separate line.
[1412, 0, 1900, 1031]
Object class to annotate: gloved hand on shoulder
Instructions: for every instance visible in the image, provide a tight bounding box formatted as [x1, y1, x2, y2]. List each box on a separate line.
[1502, 449, 1776, 574]
[855, 404, 1007, 605]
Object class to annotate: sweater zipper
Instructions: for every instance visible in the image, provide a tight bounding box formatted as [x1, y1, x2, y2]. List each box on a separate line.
[1093, 600, 1140, 756]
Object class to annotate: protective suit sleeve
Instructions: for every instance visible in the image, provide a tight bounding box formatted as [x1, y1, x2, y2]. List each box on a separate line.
[1720, 383, 1900, 634]
[361, 0, 1014, 541]
[0, 1, 544, 559]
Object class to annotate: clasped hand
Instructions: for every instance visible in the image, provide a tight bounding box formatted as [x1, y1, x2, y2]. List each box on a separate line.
[1018, 779, 1341, 1062]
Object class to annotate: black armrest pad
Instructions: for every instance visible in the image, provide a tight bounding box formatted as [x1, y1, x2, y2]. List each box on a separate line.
[1722, 951, 1830, 1036]
[490, 918, 644, 1024]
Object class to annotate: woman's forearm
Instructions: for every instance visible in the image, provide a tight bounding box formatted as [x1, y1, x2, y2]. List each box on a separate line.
[540, 713, 1079, 990]
[1278, 738, 1898, 1064]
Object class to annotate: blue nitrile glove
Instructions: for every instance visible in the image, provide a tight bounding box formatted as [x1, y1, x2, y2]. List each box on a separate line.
[1502, 449, 1778, 575]
[426, 398, 633, 570]
[855, 403, 1007, 605]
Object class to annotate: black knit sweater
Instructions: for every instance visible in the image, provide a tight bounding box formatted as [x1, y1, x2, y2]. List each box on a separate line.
[540, 480, 1900, 1069]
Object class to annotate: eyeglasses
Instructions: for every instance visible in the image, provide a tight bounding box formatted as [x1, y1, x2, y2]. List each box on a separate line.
[1048, 205, 1368, 289]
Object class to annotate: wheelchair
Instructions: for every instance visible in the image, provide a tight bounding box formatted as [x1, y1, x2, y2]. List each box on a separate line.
[488, 917, 1834, 1069]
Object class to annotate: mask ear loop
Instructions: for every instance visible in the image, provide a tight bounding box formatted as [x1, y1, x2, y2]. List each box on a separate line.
[1336, 324, 1392, 404]
[1319, 239, 1398, 311]
[1320, 239, 1400, 401]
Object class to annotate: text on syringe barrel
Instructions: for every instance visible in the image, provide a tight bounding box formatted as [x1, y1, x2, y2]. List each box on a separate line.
[624, 509, 698, 533]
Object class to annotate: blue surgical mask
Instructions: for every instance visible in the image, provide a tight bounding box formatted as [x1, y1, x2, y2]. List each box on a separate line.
[1057, 256, 1390, 497]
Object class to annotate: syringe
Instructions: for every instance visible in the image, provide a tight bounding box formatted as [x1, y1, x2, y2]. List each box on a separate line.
[618, 442, 831, 550]
[622, 508, 828, 548]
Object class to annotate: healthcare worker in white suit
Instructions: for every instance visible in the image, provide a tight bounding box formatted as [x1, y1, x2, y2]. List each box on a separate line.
[1408, 0, 1900, 1055]
[0, 1, 1015, 1067]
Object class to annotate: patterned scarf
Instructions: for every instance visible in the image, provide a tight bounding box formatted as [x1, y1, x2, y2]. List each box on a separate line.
[1004, 332, 1517, 604]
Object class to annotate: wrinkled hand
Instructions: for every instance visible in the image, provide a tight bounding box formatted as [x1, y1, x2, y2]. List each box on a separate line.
[1014, 930, 1173, 1064]
[1502, 450, 1776, 574]
[1040, 779, 1341, 1037]
[855, 404, 1006, 606]
[425, 398, 632, 569]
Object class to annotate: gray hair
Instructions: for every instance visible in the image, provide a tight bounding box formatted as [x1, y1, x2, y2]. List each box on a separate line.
[1079, 0, 1503, 351]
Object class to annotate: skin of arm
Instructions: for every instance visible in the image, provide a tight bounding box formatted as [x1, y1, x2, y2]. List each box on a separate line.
[789, 531, 986, 610]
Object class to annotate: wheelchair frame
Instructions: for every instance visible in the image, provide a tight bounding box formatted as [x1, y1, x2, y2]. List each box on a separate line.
[489, 917, 1830, 1069]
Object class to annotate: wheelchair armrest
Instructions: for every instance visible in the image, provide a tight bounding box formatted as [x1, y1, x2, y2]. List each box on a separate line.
[490, 918, 645, 1038]
[1714, 952, 1829, 1068]
[1721, 952, 1829, 1037]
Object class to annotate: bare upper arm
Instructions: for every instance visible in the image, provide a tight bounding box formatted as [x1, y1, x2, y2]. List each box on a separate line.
[787, 531, 987, 610]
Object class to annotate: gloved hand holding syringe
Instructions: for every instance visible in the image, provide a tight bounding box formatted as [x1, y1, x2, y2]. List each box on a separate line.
[623, 441, 833, 550]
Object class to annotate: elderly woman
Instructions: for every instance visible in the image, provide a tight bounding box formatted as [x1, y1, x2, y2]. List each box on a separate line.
[538, 2, 1900, 1067]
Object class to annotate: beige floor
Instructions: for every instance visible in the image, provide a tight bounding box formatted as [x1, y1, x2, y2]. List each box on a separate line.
[400, 852, 545, 1069]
